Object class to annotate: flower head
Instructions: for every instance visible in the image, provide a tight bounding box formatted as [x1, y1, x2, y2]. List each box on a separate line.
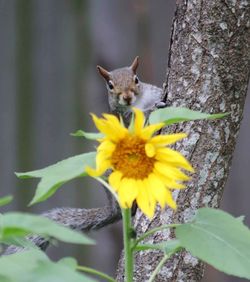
[86, 108, 194, 218]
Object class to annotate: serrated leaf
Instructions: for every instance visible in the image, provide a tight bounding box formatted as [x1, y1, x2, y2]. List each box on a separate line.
[0, 195, 13, 207]
[71, 130, 104, 140]
[16, 152, 96, 205]
[0, 250, 96, 282]
[0, 212, 94, 246]
[176, 208, 250, 279]
[149, 107, 229, 125]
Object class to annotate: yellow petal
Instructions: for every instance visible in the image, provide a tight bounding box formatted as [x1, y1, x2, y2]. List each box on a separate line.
[91, 114, 127, 142]
[147, 173, 167, 209]
[133, 108, 145, 134]
[145, 143, 156, 158]
[148, 174, 177, 210]
[153, 168, 186, 189]
[154, 171, 186, 190]
[155, 148, 194, 172]
[97, 140, 115, 154]
[140, 123, 165, 139]
[103, 114, 128, 136]
[136, 179, 156, 218]
[154, 162, 190, 181]
[85, 150, 111, 177]
[96, 151, 111, 168]
[165, 189, 177, 210]
[136, 180, 155, 218]
[85, 159, 110, 177]
[150, 133, 187, 146]
[168, 182, 186, 190]
[156, 148, 194, 172]
[102, 113, 120, 126]
[109, 171, 123, 192]
[118, 178, 138, 208]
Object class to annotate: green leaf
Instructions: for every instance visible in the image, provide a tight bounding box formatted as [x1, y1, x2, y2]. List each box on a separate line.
[149, 107, 229, 125]
[163, 239, 182, 254]
[16, 152, 96, 205]
[0, 195, 13, 207]
[0, 250, 96, 282]
[71, 130, 104, 140]
[0, 235, 32, 248]
[58, 257, 78, 269]
[30, 260, 95, 282]
[0, 275, 10, 282]
[0, 212, 94, 246]
[176, 208, 250, 279]
[237, 215, 245, 222]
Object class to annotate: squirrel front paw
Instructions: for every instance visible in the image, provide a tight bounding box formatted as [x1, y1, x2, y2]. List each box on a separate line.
[155, 101, 171, 109]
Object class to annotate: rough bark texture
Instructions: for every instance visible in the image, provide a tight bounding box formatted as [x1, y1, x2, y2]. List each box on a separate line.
[116, 0, 250, 281]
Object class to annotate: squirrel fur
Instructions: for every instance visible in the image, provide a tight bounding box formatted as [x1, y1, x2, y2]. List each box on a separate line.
[3, 57, 163, 255]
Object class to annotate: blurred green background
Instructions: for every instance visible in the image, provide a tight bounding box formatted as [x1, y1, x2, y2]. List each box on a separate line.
[0, 1, 249, 281]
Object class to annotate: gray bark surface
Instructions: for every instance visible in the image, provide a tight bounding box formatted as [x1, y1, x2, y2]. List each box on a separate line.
[116, 0, 250, 281]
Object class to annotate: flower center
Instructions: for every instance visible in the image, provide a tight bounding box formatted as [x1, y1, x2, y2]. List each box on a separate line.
[111, 136, 155, 179]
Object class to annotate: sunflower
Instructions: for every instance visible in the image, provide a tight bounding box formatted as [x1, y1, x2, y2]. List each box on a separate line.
[86, 108, 194, 218]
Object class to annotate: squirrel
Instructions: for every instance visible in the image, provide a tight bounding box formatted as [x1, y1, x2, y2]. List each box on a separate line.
[97, 56, 163, 125]
[3, 57, 164, 255]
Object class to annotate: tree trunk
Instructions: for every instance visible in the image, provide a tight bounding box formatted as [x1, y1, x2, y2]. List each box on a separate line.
[116, 0, 250, 281]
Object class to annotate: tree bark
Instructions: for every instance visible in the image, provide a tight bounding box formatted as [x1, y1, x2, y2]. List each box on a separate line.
[116, 0, 250, 281]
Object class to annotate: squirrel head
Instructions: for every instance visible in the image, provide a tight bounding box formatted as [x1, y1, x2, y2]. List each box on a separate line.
[97, 56, 141, 108]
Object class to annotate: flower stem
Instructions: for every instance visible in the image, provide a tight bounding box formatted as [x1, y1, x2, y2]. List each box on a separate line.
[122, 208, 133, 282]
[148, 254, 169, 282]
[76, 265, 116, 282]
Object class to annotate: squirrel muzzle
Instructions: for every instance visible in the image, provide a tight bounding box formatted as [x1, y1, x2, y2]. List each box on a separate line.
[120, 90, 136, 106]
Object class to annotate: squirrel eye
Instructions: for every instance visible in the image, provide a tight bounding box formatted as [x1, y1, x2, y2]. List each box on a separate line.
[107, 80, 114, 90]
[134, 75, 139, 84]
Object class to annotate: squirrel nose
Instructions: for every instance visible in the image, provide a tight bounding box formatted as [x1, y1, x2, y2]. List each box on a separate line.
[123, 96, 132, 105]
[123, 95, 132, 102]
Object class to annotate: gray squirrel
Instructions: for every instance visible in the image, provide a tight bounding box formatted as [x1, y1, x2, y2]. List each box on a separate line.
[97, 56, 163, 119]
[3, 57, 163, 255]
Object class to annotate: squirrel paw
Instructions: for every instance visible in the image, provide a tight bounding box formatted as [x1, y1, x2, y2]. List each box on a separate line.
[155, 101, 168, 109]
[155, 101, 170, 109]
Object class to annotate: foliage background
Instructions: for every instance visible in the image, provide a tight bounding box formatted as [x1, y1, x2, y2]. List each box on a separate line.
[0, 1, 249, 281]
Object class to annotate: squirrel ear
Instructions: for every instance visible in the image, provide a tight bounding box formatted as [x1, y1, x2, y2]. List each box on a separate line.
[130, 56, 139, 73]
[97, 65, 110, 81]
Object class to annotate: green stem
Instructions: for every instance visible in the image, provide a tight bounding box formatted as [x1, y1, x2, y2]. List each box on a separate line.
[122, 208, 133, 282]
[133, 223, 180, 248]
[95, 177, 119, 201]
[148, 254, 169, 282]
[76, 265, 116, 282]
[134, 243, 165, 252]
